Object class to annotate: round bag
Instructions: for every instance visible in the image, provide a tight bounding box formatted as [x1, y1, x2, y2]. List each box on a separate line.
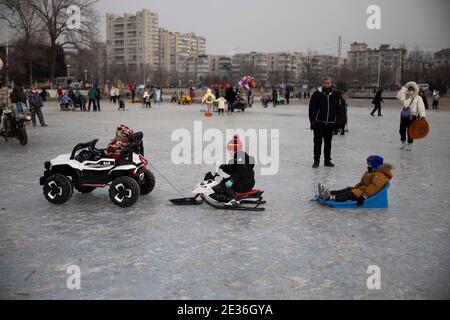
[409, 118, 430, 140]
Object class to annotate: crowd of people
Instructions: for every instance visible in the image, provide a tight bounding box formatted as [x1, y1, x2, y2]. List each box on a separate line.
[57, 84, 102, 112]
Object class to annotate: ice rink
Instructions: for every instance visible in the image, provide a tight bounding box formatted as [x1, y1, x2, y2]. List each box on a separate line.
[0, 98, 449, 299]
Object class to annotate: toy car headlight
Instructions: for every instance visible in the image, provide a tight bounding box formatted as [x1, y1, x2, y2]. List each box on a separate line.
[45, 161, 52, 170]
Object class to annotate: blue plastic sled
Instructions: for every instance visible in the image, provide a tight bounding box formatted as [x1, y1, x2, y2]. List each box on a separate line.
[315, 183, 391, 209]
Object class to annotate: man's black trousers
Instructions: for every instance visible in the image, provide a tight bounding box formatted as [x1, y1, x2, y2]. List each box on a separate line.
[314, 123, 335, 163]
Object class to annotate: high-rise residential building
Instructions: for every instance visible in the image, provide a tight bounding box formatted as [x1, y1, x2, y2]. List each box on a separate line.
[158, 28, 206, 74]
[348, 42, 406, 86]
[106, 9, 205, 80]
[106, 9, 160, 76]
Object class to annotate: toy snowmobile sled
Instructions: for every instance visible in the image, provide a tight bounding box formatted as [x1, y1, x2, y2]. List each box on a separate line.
[170, 172, 266, 211]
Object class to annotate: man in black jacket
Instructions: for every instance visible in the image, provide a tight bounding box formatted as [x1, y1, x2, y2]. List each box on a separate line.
[309, 77, 344, 168]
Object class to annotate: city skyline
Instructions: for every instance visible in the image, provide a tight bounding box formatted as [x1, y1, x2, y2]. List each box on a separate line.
[97, 0, 450, 56]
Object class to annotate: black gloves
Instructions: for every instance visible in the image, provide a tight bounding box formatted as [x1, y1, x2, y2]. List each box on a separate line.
[310, 123, 316, 131]
[357, 196, 367, 206]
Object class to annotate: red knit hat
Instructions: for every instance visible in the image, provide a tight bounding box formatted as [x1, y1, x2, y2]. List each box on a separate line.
[227, 135, 243, 153]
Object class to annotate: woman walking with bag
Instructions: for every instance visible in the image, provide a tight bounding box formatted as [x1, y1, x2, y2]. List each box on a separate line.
[397, 82, 426, 151]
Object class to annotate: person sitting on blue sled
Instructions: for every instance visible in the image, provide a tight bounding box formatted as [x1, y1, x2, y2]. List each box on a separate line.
[213, 135, 256, 207]
[318, 155, 393, 206]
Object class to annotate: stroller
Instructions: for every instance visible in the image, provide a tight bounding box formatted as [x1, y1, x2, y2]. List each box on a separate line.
[60, 95, 73, 111]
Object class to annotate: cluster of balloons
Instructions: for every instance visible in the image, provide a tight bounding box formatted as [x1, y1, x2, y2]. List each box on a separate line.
[239, 76, 255, 90]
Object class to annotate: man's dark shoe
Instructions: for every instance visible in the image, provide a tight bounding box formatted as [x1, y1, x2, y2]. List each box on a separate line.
[312, 162, 320, 169]
[324, 161, 335, 168]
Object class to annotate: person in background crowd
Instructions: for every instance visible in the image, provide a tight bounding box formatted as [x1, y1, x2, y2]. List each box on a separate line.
[40, 88, 48, 102]
[75, 89, 86, 111]
[95, 85, 101, 112]
[285, 87, 291, 105]
[110, 86, 116, 104]
[143, 90, 152, 108]
[171, 91, 179, 103]
[226, 86, 236, 111]
[214, 87, 220, 101]
[432, 90, 440, 110]
[419, 89, 429, 110]
[60, 92, 72, 111]
[28, 87, 47, 127]
[88, 86, 98, 112]
[309, 77, 345, 168]
[155, 87, 162, 106]
[335, 96, 348, 136]
[57, 86, 64, 100]
[202, 88, 216, 113]
[371, 89, 384, 117]
[261, 95, 270, 108]
[272, 88, 278, 108]
[217, 95, 227, 116]
[10, 83, 27, 113]
[247, 88, 254, 108]
[131, 84, 136, 103]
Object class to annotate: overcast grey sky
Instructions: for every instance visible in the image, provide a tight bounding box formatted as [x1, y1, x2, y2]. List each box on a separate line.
[97, 0, 450, 55]
[1, 0, 449, 54]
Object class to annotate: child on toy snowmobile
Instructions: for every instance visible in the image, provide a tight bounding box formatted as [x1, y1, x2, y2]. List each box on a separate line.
[318, 155, 393, 206]
[214, 135, 256, 207]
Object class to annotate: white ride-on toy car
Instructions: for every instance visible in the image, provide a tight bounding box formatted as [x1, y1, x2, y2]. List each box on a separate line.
[40, 132, 156, 208]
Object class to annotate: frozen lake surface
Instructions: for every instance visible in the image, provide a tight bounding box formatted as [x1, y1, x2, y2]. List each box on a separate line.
[0, 98, 449, 299]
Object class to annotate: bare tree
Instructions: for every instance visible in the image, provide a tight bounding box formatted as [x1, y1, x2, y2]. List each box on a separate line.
[28, 0, 99, 82]
[404, 48, 433, 83]
[0, 0, 42, 84]
[300, 51, 319, 87]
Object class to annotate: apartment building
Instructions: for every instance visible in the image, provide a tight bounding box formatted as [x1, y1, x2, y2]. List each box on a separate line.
[207, 55, 232, 76]
[347, 42, 406, 86]
[106, 9, 160, 74]
[107, 9, 206, 79]
[158, 29, 206, 74]
[434, 48, 450, 66]
[232, 52, 269, 82]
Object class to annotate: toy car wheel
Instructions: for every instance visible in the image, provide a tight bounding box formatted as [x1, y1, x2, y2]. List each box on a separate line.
[75, 186, 96, 194]
[17, 129, 28, 146]
[43, 174, 73, 205]
[140, 170, 156, 195]
[109, 176, 140, 208]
